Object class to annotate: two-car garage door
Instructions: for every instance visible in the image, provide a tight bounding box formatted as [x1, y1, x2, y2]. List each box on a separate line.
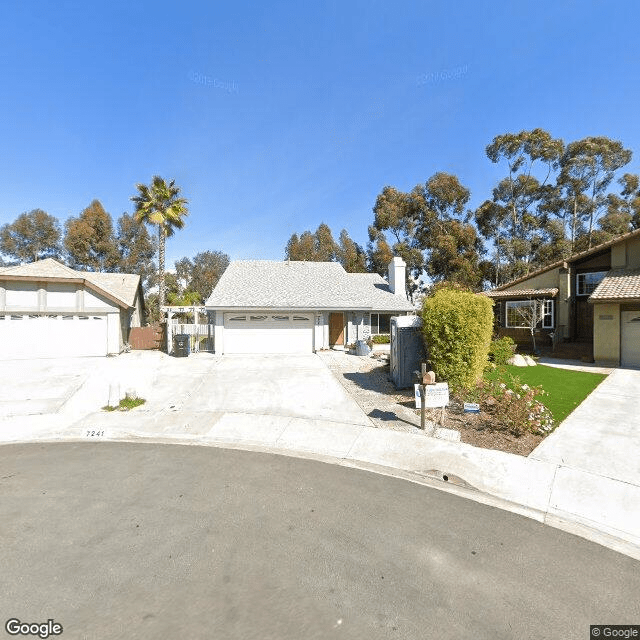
[223, 313, 314, 354]
[0, 314, 109, 359]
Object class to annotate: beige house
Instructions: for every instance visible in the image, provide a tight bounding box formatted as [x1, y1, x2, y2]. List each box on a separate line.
[0, 258, 144, 359]
[485, 228, 640, 368]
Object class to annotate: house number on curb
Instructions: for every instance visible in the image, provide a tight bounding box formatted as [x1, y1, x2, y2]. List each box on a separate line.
[84, 430, 106, 438]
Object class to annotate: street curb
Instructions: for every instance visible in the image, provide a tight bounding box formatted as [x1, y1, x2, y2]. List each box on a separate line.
[5, 431, 639, 562]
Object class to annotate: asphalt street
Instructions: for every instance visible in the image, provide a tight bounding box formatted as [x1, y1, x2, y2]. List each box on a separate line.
[0, 442, 638, 640]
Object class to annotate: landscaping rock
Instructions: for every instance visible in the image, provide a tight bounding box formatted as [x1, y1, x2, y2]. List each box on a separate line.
[524, 355, 537, 366]
[507, 354, 528, 367]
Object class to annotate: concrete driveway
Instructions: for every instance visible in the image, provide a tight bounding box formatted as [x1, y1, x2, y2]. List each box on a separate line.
[0, 352, 373, 444]
[530, 368, 640, 486]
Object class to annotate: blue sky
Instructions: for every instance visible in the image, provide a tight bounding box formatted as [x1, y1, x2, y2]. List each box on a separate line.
[1, 1, 639, 267]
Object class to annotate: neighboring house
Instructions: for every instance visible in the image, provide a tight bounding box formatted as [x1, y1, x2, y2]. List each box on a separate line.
[0, 258, 144, 359]
[484, 228, 640, 368]
[205, 257, 415, 355]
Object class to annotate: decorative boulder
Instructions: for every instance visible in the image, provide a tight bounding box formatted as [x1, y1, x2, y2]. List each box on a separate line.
[524, 355, 536, 366]
[507, 354, 528, 367]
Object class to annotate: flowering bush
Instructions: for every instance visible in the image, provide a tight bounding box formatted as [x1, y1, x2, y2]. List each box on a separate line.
[465, 379, 554, 436]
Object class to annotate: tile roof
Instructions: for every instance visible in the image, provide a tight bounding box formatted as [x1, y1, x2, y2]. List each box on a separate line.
[482, 288, 559, 299]
[0, 258, 141, 308]
[205, 260, 415, 311]
[588, 268, 640, 302]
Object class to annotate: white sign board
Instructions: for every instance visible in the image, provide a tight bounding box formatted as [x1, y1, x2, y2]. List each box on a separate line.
[414, 383, 449, 409]
[464, 402, 480, 413]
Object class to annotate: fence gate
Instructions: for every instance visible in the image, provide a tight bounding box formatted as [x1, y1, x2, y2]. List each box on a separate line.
[171, 321, 215, 352]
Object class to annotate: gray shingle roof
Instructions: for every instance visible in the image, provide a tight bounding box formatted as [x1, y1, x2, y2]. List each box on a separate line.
[482, 288, 559, 299]
[0, 258, 141, 308]
[588, 268, 640, 302]
[205, 260, 414, 311]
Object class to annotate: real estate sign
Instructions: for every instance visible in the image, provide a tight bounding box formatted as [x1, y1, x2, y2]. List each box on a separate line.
[414, 382, 449, 409]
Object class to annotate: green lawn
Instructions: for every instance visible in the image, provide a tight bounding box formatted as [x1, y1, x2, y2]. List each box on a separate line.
[485, 364, 607, 425]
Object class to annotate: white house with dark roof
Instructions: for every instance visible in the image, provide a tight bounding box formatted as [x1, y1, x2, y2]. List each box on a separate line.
[205, 256, 415, 354]
[0, 258, 144, 359]
[484, 228, 640, 367]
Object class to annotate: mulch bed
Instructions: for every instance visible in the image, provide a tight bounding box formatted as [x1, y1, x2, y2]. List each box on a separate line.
[394, 389, 545, 457]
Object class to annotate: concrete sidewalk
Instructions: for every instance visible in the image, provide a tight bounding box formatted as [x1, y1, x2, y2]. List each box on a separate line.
[1, 352, 639, 560]
[530, 368, 640, 486]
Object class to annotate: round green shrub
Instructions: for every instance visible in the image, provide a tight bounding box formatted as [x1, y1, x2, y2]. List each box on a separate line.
[421, 288, 494, 390]
[489, 336, 516, 365]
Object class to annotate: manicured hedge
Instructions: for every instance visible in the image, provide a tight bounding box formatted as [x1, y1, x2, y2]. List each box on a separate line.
[422, 288, 494, 390]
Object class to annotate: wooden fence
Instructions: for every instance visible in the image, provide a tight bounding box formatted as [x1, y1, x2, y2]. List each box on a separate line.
[129, 325, 164, 350]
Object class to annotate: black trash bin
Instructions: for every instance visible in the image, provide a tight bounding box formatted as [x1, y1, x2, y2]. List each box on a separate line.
[174, 334, 190, 357]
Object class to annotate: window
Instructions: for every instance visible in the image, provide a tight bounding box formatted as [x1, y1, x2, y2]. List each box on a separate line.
[577, 272, 606, 296]
[272, 315, 289, 321]
[249, 315, 267, 321]
[370, 313, 392, 335]
[505, 300, 554, 329]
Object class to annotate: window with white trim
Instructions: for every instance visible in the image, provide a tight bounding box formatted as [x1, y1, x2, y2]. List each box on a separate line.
[505, 300, 554, 329]
[577, 271, 606, 296]
[370, 313, 392, 335]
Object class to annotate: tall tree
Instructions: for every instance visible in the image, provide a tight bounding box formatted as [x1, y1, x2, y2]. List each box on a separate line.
[115, 213, 156, 288]
[597, 173, 640, 239]
[366, 228, 394, 276]
[370, 185, 424, 299]
[131, 176, 189, 308]
[174, 250, 230, 303]
[64, 200, 119, 271]
[0, 209, 62, 263]
[337, 229, 367, 273]
[371, 173, 482, 294]
[284, 223, 338, 262]
[556, 136, 632, 249]
[476, 129, 563, 281]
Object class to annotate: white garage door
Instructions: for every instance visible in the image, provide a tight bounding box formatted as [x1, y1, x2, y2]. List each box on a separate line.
[621, 311, 640, 368]
[0, 314, 109, 359]
[224, 313, 314, 354]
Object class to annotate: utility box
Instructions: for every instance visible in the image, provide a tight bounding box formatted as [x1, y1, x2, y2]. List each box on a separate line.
[390, 316, 425, 389]
[173, 334, 191, 357]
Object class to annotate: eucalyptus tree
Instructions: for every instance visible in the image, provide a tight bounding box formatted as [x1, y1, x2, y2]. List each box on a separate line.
[0, 209, 62, 263]
[556, 137, 632, 249]
[598, 173, 640, 239]
[115, 213, 156, 288]
[370, 173, 482, 293]
[64, 200, 119, 271]
[475, 128, 563, 281]
[131, 176, 189, 308]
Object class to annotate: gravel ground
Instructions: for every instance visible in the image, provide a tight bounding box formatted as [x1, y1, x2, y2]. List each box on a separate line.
[317, 350, 434, 434]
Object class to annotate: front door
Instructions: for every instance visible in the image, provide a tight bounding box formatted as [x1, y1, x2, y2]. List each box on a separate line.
[575, 299, 593, 341]
[329, 312, 344, 345]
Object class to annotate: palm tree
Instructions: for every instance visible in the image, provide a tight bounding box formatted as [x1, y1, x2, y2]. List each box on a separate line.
[131, 176, 189, 308]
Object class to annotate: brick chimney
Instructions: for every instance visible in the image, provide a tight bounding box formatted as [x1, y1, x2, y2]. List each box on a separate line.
[388, 256, 406, 297]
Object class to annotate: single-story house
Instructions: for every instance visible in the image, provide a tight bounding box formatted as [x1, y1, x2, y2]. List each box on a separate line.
[205, 256, 415, 354]
[484, 228, 640, 368]
[0, 258, 144, 359]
